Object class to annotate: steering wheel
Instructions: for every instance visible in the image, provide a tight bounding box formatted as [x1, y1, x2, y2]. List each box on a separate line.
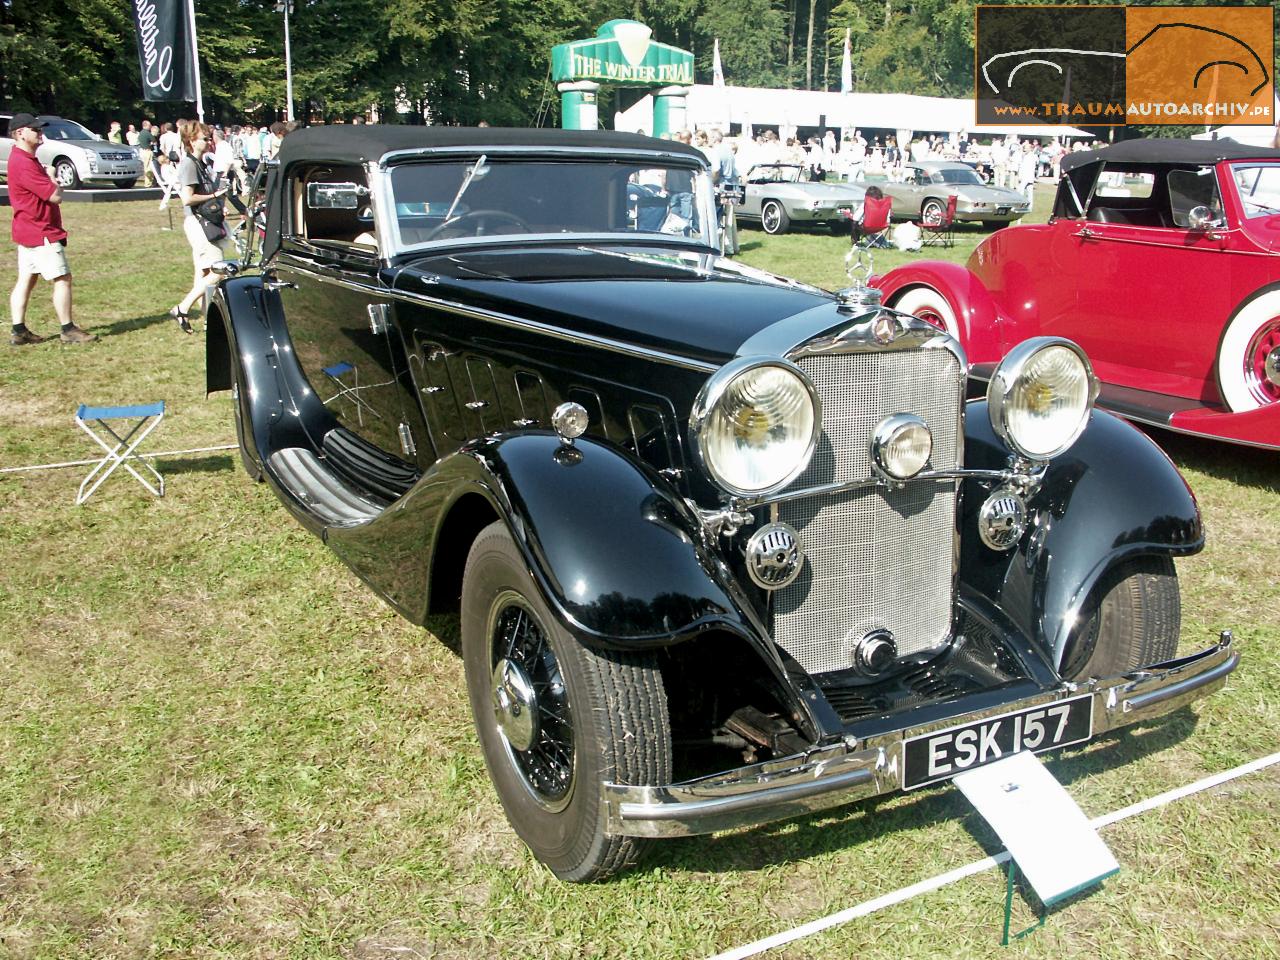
[422, 209, 530, 241]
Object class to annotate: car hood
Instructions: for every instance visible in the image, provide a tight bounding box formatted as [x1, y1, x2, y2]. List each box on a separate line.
[388, 244, 838, 366]
[755, 181, 865, 202]
[38, 140, 134, 159]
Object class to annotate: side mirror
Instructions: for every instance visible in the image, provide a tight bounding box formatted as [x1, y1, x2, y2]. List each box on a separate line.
[307, 181, 368, 209]
[1187, 205, 1225, 231]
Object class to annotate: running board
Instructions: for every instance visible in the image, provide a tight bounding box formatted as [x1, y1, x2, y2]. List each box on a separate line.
[267, 447, 386, 527]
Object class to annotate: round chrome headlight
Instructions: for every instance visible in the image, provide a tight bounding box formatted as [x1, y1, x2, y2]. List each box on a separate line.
[988, 338, 1098, 461]
[691, 358, 820, 496]
[872, 413, 933, 479]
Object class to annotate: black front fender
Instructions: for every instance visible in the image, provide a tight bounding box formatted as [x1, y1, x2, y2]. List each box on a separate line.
[960, 403, 1203, 670]
[463, 433, 754, 647]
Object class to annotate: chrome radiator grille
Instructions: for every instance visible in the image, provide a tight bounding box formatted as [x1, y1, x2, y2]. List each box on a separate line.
[772, 349, 962, 676]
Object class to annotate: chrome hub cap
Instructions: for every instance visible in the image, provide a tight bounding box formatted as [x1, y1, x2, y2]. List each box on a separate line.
[489, 598, 574, 809]
[491, 657, 538, 751]
[1245, 319, 1280, 404]
[1266, 346, 1280, 389]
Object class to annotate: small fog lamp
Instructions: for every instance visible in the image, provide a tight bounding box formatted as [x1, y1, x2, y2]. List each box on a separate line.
[871, 413, 933, 479]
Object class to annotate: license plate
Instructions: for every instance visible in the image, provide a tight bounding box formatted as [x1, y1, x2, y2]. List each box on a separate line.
[901, 695, 1093, 790]
[996, 206, 1010, 215]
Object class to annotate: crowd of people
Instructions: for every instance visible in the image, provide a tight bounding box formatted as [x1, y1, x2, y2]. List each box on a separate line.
[9, 113, 1101, 347]
[658, 125, 1108, 213]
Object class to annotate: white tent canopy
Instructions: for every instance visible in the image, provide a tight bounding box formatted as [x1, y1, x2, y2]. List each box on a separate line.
[1191, 124, 1279, 148]
[616, 84, 1092, 141]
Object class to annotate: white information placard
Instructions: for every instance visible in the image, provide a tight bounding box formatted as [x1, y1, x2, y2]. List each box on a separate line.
[953, 750, 1119, 905]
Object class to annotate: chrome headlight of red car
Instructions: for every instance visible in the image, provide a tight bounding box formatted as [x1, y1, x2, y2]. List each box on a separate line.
[988, 338, 1099, 461]
[691, 358, 821, 496]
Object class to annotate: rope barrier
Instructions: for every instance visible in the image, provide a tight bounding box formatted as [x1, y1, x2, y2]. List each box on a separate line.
[708, 750, 1280, 960]
[0, 444, 237, 475]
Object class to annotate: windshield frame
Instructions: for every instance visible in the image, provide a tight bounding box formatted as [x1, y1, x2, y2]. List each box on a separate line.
[1228, 161, 1280, 220]
[373, 146, 718, 257]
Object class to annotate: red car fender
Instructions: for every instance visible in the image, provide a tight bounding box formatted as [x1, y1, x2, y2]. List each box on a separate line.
[871, 261, 1007, 364]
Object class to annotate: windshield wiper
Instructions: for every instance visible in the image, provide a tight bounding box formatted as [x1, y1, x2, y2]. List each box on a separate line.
[443, 154, 488, 223]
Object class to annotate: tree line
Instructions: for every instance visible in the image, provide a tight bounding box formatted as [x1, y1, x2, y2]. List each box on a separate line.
[0, 0, 1273, 133]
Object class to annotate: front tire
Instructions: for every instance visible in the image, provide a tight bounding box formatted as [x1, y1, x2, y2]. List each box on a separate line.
[1060, 557, 1180, 681]
[461, 521, 672, 881]
[891, 286, 961, 341]
[53, 159, 81, 189]
[761, 199, 790, 235]
[1216, 290, 1280, 411]
[920, 197, 945, 225]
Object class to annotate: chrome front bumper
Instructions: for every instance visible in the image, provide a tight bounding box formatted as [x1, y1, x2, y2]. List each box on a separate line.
[603, 635, 1238, 838]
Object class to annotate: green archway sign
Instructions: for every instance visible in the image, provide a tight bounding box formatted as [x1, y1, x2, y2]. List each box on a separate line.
[551, 20, 694, 135]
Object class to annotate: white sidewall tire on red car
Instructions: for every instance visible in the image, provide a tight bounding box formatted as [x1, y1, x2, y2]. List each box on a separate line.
[1216, 290, 1280, 412]
[891, 286, 960, 342]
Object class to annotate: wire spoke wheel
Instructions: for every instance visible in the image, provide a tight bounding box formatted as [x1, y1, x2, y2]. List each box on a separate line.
[489, 595, 574, 811]
[462, 521, 671, 880]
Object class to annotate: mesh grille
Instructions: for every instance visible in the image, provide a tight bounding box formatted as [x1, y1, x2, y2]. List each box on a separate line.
[773, 350, 961, 676]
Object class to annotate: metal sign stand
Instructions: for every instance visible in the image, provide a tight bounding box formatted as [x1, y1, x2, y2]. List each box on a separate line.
[953, 751, 1120, 945]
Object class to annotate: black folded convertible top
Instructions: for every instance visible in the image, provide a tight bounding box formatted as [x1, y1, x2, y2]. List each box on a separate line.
[1061, 136, 1280, 172]
[276, 125, 706, 168]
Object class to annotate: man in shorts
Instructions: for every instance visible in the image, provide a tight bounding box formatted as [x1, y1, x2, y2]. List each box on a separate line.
[7, 113, 97, 345]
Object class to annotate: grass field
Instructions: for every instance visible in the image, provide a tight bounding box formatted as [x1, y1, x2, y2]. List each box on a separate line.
[1, 193, 1277, 960]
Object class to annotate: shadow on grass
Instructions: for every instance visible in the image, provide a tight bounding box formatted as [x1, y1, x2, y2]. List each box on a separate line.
[653, 706, 1198, 876]
[424, 613, 462, 655]
[95, 311, 178, 338]
[162, 454, 236, 475]
[1151, 428, 1280, 494]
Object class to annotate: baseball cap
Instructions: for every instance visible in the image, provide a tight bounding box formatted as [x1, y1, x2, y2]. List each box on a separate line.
[8, 113, 47, 136]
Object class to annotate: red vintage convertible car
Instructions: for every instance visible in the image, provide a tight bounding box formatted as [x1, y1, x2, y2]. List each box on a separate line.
[874, 138, 1280, 450]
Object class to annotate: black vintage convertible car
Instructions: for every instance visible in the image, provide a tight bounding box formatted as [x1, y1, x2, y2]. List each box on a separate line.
[206, 126, 1237, 881]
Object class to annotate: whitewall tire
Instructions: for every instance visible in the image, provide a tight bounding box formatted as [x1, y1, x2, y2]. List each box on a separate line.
[891, 286, 961, 342]
[1216, 290, 1280, 411]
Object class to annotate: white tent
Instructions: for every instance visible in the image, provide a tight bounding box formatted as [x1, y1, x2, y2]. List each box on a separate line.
[616, 84, 1092, 141]
[1191, 124, 1279, 148]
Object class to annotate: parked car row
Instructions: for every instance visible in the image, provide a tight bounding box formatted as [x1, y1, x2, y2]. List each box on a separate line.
[735, 160, 1034, 236]
[0, 113, 143, 189]
[206, 126, 1238, 881]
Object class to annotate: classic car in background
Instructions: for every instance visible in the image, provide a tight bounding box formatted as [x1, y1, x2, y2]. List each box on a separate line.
[875, 138, 1280, 450]
[738, 163, 866, 234]
[207, 126, 1236, 881]
[860, 161, 1032, 225]
[0, 114, 142, 189]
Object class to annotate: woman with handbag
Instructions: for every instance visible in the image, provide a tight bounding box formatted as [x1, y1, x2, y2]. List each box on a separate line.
[171, 121, 231, 333]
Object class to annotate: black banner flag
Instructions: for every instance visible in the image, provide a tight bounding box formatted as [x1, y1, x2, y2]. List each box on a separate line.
[131, 0, 199, 102]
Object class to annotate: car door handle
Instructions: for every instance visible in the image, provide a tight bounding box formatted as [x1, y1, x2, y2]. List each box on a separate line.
[263, 278, 297, 291]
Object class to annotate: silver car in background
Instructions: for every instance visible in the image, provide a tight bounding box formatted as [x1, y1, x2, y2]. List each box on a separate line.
[0, 115, 142, 189]
[738, 163, 866, 235]
[866, 161, 1031, 226]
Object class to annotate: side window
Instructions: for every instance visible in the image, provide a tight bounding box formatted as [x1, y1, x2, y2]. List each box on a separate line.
[295, 164, 376, 249]
[1095, 171, 1154, 199]
[1167, 168, 1221, 227]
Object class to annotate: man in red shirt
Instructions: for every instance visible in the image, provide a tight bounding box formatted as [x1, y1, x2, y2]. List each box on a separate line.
[7, 113, 96, 344]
